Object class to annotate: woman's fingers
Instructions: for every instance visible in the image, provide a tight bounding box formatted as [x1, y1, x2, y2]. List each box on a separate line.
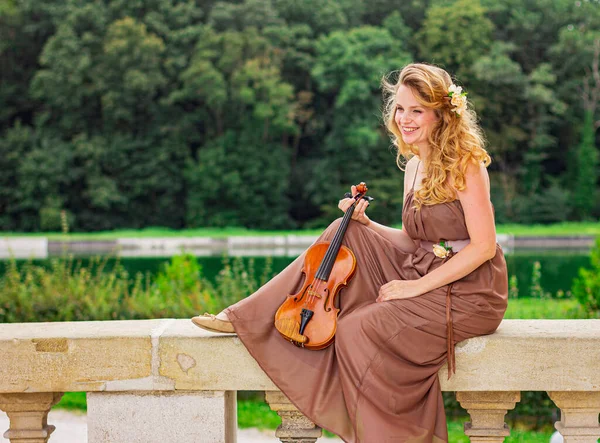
[356, 199, 369, 215]
[338, 197, 354, 212]
[339, 197, 370, 218]
[339, 186, 369, 217]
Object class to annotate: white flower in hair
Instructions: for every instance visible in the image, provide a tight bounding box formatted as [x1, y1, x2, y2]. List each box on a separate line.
[447, 83, 468, 116]
[448, 84, 463, 96]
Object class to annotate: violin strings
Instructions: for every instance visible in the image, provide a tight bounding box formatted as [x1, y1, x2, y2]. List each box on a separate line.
[319, 196, 356, 274]
[306, 194, 360, 305]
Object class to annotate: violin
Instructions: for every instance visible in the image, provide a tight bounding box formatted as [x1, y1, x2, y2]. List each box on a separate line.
[274, 183, 374, 350]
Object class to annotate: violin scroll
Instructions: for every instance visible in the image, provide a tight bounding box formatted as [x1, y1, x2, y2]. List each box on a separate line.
[345, 182, 374, 202]
[355, 182, 368, 194]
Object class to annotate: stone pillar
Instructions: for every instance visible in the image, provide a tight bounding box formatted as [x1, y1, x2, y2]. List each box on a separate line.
[265, 390, 322, 443]
[548, 391, 600, 443]
[87, 390, 237, 443]
[456, 391, 520, 442]
[0, 392, 63, 443]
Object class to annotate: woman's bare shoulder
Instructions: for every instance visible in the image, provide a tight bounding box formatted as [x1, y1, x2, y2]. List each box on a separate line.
[452, 161, 490, 198]
[406, 155, 420, 168]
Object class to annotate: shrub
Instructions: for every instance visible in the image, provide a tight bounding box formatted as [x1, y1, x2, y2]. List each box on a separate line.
[0, 253, 276, 323]
[509, 275, 519, 298]
[529, 261, 551, 299]
[571, 237, 600, 316]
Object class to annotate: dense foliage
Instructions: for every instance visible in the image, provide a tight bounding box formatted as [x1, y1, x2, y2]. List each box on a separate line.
[1, 0, 599, 231]
[572, 237, 600, 315]
[0, 253, 273, 322]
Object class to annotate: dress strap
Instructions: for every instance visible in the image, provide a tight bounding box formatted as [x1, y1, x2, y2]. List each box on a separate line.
[411, 160, 421, 191]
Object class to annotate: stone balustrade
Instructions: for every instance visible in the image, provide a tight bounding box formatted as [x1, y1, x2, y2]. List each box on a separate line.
[0, 319, 599, 442]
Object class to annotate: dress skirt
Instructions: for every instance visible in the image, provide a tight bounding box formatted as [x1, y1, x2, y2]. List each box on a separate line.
[225, 218, 508, 443]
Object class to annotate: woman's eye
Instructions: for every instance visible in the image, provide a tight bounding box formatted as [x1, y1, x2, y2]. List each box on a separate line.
[396, 107, 421, 113]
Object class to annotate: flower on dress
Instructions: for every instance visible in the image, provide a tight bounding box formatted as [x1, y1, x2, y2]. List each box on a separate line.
[432, 241, 453, 258]
[447, 83, 468, 116]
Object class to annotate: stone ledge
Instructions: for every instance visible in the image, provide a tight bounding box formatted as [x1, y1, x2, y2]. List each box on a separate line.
[0, 319, 598, 393]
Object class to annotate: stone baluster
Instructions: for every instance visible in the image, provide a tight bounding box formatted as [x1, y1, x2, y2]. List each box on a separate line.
[0, 393, 63, 443]
[456, 391, 520, 442]
[265, 391, 322, 443]
[547, 391, 600, 443]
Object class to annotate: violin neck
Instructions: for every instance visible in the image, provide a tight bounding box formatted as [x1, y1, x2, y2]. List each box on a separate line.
[315, 203, 356, 281]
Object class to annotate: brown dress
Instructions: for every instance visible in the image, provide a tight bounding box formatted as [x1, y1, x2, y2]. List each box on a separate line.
[225, 177, 508, 442]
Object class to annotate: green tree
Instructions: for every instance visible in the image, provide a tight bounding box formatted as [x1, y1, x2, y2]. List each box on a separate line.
[185, 130, 293, 229]
[550, 2, 600, 220]
[309, 26, 411, 225]
[173, 26, 298, 228]
[0, 123, 34, 230]
[417, 0, 494, 83]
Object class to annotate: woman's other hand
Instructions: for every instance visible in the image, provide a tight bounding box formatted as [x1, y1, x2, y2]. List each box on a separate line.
[338, 185, 371, 226]
[376, 279, 422, 302]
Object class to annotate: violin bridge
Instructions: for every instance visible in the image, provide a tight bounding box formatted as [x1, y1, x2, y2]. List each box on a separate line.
[307, 289, 322, 299]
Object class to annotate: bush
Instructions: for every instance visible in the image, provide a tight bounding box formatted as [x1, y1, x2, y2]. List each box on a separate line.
[571, 237, 600, 316]
[0, 253, 276, 323]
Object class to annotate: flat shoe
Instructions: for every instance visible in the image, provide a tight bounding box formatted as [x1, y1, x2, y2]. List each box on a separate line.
[191, 312, 235, 333]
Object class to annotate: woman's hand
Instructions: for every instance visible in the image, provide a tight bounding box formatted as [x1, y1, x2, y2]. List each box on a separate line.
[338, 185, 371, 226]
[376, 279, 422, 302]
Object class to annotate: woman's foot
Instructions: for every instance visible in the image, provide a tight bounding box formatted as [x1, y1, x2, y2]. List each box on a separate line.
[191, 311, 235, 333]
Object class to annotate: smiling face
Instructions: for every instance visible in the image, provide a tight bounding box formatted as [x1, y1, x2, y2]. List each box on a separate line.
[394, 84, 440, 153]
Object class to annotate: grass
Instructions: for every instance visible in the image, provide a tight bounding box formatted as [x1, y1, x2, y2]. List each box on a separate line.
[504, 297, 591, 319]
[56, 391, 86, 410]
[2, 221, 600, 240]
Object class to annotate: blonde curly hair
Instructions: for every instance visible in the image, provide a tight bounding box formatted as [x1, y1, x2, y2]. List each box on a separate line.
[381, 62, 491, 209]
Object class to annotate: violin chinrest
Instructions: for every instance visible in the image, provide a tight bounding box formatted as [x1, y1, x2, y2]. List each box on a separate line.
[275, 317, 308, 345]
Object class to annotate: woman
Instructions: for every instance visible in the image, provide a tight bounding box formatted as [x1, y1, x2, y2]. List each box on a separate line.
[192, 62, 508, 443]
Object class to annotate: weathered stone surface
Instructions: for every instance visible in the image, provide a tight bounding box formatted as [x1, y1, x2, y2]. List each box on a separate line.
[0, 392, 63, 442]
[548, 391, 600, 443]
[87, 390, 236, 443]
[266, 391, 322, 443]
[158, 320, 277, 391]
[0, 319, 599, 393]
[443, 320, 600, 391]
[457, 391, 520, 443]
[0, 320, 160, 393]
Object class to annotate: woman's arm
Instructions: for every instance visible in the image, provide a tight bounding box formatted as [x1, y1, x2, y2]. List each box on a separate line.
[415, 161, 497, 295]
[364, 220, 418, 254]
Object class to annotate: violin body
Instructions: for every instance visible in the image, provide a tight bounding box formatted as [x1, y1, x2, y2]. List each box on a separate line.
[274, 242, 356, 350]
[274, 182, 373, 350]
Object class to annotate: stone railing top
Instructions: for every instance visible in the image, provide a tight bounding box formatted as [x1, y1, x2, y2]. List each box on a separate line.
[0, 319, 598, 394]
